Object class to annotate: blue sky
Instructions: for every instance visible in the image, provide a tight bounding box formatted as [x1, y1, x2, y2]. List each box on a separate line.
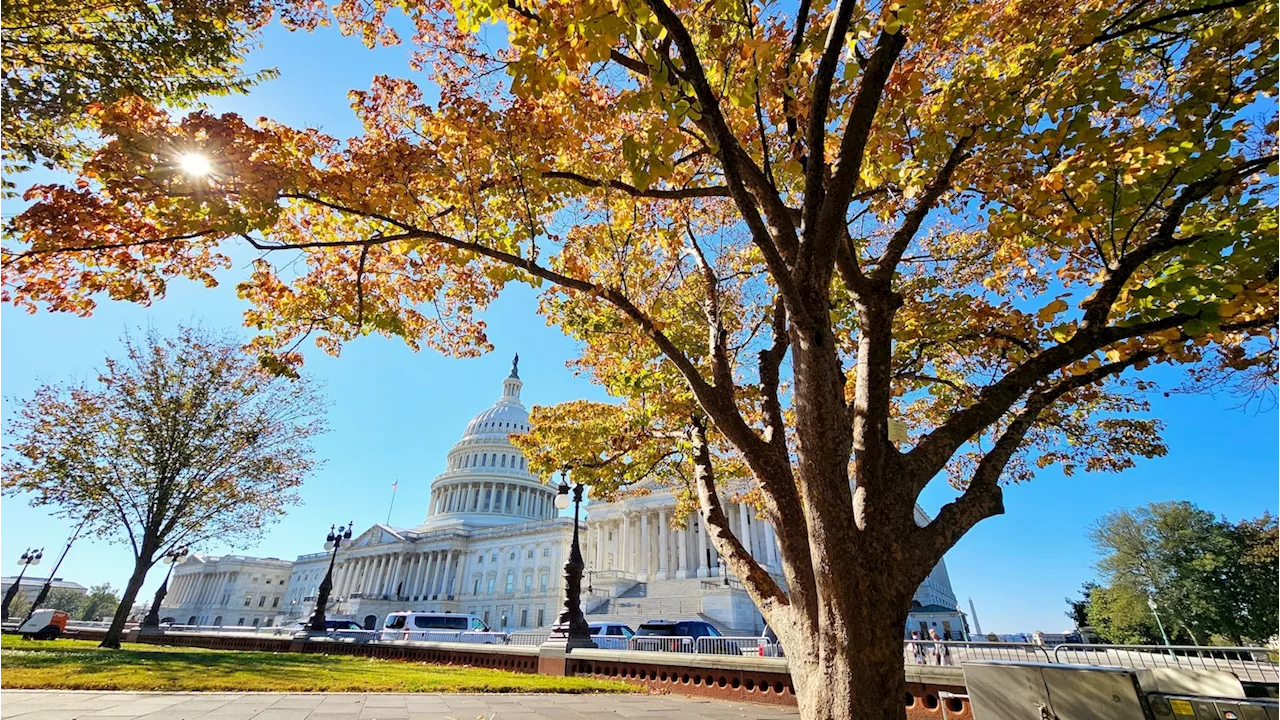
[2, 19, 1276, 633]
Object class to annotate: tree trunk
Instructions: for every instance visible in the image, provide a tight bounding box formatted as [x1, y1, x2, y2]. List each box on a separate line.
[100, 558, 151, 649]
[789, 600, 912, 720]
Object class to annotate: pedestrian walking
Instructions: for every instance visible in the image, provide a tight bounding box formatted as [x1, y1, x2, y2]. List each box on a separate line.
[929, 628, 951, 665]
[908, 631, 925, 664]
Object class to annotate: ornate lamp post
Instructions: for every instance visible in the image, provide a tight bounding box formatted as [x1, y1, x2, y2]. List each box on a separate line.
[21, 516, 91, 628]
[548, 470, 595, 649]
[2, 548, 43, 621]
[307, 522, 352, 632]
[142, 545, 190, 629]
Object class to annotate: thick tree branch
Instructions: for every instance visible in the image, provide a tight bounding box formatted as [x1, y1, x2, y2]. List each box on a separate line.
[641, 0, 809, 324]
[782, 0, 814, 154]
[806, 29, 906, 277]
[916, 350, 1158, 562]
[689, 415, 789, 617]
[799, 0, 860, 216]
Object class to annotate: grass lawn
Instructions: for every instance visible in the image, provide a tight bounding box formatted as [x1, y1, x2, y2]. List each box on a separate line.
[0, 636, 640, 693]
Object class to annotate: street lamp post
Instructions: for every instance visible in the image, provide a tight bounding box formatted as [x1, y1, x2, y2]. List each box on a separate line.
[307, 522, 352, 633]
[2, 548, 43, 621]
[21, 516, 91, 628]
[548, 470, 596, 650]
[1148, 594, 1173, 653]
[142, 545, 190, 629]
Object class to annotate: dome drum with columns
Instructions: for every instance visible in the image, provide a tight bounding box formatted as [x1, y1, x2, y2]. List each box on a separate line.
[424, 357, 559, 528]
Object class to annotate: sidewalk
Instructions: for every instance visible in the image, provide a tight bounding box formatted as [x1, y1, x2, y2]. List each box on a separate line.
[0, 691, 801, 719]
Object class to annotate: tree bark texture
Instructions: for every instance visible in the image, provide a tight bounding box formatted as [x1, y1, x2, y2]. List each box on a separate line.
[99, 557, 151, 649]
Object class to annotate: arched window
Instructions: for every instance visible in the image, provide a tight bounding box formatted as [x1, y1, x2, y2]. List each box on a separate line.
[500, 455, 506, 467]
[491, 453, 497, 465]
[520, 457, 525, 470]
[505, 571, 515, 593]
[480, 455, 486, 466]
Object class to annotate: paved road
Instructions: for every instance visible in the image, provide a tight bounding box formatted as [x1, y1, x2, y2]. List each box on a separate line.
[0, 692, 801, 720]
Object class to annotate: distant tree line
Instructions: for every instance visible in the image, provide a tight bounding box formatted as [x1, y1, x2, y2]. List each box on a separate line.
[1067, 501, 1278, 646]
[5, 583, 120, 623]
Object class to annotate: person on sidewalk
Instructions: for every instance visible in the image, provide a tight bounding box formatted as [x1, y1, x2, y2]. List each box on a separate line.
[908, 631, 926, 664]
[929, 628, 952, 666]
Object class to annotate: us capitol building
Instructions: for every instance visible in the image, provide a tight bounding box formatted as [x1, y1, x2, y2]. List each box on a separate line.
[161, 358, 965, 638]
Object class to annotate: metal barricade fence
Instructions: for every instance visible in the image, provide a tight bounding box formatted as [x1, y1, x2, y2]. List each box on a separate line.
[629, 636, 695, 653]
[905, 641, 1052, 666]
[1053, 644, 1279, 684]
[694, 636, 777, 656]
[592, 636, 630, 650]
[507, 630, 552, 647]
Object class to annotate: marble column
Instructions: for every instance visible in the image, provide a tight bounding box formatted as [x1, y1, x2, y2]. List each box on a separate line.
[452, 551, 466, 599]
[637, 511, 650, 581]
[657, 509, 669, 579]
[418, 552, 435, 599]
[738, 504, 755, 558]
[620, 513, 631, 573]
[431, 551, 448, 600]
[669, 525, 682, 579]
[696, 517, 709, 578]
[435, 551, 454, 598]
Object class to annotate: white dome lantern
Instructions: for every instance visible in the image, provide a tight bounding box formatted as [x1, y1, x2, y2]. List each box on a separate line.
[419, 355, 557, 528]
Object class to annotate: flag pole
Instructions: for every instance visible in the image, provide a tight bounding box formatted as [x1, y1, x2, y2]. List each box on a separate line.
[386, 481, 398, 524]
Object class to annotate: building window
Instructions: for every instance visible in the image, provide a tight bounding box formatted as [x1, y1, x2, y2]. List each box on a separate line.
[237, 618, 245, 626]
[473, 578, 481, 595]
[536, 609, 544, 627]
[539, 574, 548, 593]
[272, 597, 280, 608]
[500, 455, 506, 467]
[483, 611, 490, 625]
[213, 616, 223, 626]
[527, 550, 533, 559]
[491, 553, 497, 562]
[265, 619, 273, 627]
[253, 618, 260, 627]
[509, 552, 515, 561]
[505, 571, 514, 593]
[258, 595, 267, 607]
[542, 548, 550, 557]
[486, 577, 495, 595]
[244, 595, 252, 607]
[478, 554, 483, 564]
[523, 574, 532, 593]
[520, 609, 528, 627]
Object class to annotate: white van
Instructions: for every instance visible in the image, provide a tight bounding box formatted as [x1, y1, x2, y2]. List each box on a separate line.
[380, 611, 503, 643]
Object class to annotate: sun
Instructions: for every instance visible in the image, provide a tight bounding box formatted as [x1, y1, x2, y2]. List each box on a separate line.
[178, 152, 212, 177]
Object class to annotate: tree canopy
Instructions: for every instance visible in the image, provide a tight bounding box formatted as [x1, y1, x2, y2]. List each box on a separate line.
[0, 0, 323, 178]
[1088, 501, 1279, 646]
[1, 0, 1275, 716]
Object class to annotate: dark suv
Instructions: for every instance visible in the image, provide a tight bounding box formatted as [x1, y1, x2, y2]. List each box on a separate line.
[634, 620, 740, 654]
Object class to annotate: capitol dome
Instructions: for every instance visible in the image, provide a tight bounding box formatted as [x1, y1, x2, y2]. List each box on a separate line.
[419, 356, 559, 528]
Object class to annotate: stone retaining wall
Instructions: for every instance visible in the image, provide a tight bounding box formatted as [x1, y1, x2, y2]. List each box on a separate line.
[54, 628, 973, 714]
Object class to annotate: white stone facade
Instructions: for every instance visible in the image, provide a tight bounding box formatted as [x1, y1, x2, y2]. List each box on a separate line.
[159, 554, 294, 627]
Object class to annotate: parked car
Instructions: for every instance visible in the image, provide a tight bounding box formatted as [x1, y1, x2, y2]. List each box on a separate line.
[381, 612, 501, 642]
[588, 622, 634, 648]
[634, 620, 739, 654]
[588, 622, 634, 639]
